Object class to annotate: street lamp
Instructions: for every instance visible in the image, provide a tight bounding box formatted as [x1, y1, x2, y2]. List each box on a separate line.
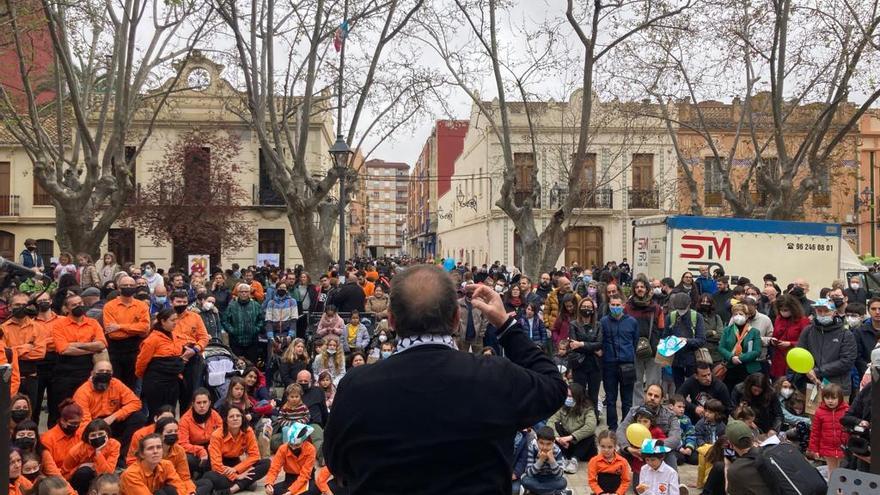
[329, 134, 353, 275]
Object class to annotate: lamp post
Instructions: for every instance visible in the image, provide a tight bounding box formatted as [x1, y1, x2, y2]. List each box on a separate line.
[871, 151, 876, 257]
[329, 134, 353, 274]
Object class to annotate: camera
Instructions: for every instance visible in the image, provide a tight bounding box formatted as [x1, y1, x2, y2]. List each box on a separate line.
[841, 418, 870, 456]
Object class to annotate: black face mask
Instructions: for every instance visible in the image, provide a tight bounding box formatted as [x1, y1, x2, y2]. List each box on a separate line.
[292, 447, 303, 456]
[11, 409, 29, 422]
[14, 436, 36, 450]
[134, 291, 150, 301]
[832, 298, 845, 308]
[36, 301, 51, 312]
[276, 290, 287, 297]
[163, 434, 178, 445]
[60, 423, 80, 436]
[120, 287, 138, 297]
[11, 306, 28, 319]
[23, 471, 39, 482]
[173, 305, 188, 315]
[298, 383, 310, 394]
[93, 372, 112, 390]
[27, 245, 36, 251]
[578, 309, 593, 317]
[70, 306, 87, 318]
[89, 435, 107, 449]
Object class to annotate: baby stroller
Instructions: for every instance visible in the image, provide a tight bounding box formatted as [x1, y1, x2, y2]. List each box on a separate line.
[202, 339, 243, 402]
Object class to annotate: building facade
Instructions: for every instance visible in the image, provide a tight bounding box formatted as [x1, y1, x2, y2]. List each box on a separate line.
[364, 159, 409, 257]
[436, 91, 677, 269]
[0, 52, 337, 269]
[407, 120, 468, 259]
[857, 110, 880, 257]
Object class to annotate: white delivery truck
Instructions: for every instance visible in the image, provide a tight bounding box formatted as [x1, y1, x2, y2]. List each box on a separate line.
[631, 215, 874, 299]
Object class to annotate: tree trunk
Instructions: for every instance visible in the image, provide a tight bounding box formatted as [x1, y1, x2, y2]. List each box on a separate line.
[287, 209, 334, 276]
[54, 203, 104, 260]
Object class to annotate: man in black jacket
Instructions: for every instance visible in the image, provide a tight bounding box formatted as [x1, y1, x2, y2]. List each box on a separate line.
[296, 369, 329, 427]
[676, 361, 733, 423]
[324, 264, 567, 495]
[330, 268, 366, 313]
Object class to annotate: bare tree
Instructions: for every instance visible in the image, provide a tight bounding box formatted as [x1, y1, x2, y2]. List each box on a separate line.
[418, 0, 692, 277]
[213, 0, 439, 274]
[0, 0, 210, 258]
[626, 0, 879, 219]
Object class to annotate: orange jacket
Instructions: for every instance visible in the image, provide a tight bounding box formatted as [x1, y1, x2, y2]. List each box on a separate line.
[62, 438, 120, 479]
[1, 317, 48, 361]
[102, 298, 150, 340]
[178, 408, 223, 459]
[35, 312, 61, 353]
[51, 316, 107, 354]
[120, 459, 189, 495]
[173, 311, 210, 351]
[73, 377, 142, 423]
[10, 475, 32, 495]
[587, 452, 632, 495]
[126, 424, 155, 466]
[360, 281, 375, 297]
[42, 425, 81, 470]
[165, 444, 196, 494]
[0, 338, 20, 396]
[208, 428, 260, 481]
[315, 466, 332, 494]
[265, 441, 316, 493]
[135, 330, 183, 378]
[233, 281, 265, 302]
[37, 450, 76, 495]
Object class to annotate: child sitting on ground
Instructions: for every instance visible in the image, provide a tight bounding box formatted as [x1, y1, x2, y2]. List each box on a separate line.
[695, 399, 727, 488]
[521, 426, 570, 495]
[271, 383, 310, 452]
[732, 404, 761, 436]
[636, 440, 682, 495]
[627, 407, 666, 479]
[587, 430, 631, 495]
[668, 394, 697, 465]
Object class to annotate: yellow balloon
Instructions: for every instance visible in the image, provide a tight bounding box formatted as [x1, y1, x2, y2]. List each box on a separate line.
[786, 347, 815, 374]
[626, 423, 651, 447]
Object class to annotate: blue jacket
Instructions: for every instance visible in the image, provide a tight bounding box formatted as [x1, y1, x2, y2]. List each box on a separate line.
[519, 314, 548, 345]
[696, 276, 717, 295]
[600, 314, 639, 364]
[662, 310, 706, 368]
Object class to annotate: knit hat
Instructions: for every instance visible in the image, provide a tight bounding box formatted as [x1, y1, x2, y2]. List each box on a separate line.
[726, 420, 753, 444]
[82, 287, 101, 298]
[670, 292, 691, 311]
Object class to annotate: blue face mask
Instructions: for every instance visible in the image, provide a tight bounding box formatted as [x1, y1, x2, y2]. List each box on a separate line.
[155, 296, 167, 304]
[381, 351, 392, 359]
[815, 315, 833, 325]
[609, 306, 624, 318]
[564, 397, 575, 408]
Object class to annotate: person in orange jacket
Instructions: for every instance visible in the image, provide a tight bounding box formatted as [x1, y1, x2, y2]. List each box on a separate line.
[178, 388, 223, 477]
[42, 400, 85, 475]
[153, 416, 213, 495]
[135, 308, 184, 415]
[265, 423, 317, 495]
[63, 419, 121, 495]
[587, 431, 632, 495]
[102, 275, 151, 390]
[169, 290, 210, 411]
[126, 406, 176, 466]
[120, 434, 190, 495]
[73, 360, 147, 467]
[201, 405, 270, 494]
[3, 292, 47, 404]
[10, 448, 33, 495]
[13, 420, 77, 494]
[0, 319, 22, 398]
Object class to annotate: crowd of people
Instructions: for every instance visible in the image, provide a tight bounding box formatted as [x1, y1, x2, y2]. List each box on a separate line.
[1, 238, 876, 495]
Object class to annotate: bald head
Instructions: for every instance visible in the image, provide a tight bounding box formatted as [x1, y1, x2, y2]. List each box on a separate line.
[389, 264, 458, 338]
[296, 370, 313, 386]
[558, 277, 571, 293]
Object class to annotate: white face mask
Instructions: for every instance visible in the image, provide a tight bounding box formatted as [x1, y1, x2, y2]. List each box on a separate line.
[732, 314, 747, 326]
[847, 316, 862, 328]
[851, 283, 861, 290]
[780, 387, 794, 399]
[327, 348, 337, 355]
[378, 334, 388, 343]
[202, 302, 214, 311]
[495, 285, 504, 293]
[652, 287, 662, 296]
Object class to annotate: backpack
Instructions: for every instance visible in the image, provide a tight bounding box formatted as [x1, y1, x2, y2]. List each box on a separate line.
[669, 309, 697, 328]
[757, 443, 827, 495]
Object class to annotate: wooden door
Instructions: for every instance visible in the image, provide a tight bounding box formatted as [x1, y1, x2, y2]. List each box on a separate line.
[0, 231, 14, 260]
[565, 226, 603, 268]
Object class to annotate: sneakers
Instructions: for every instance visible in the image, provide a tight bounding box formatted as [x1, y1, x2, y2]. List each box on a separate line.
[563, 458, 578, 474]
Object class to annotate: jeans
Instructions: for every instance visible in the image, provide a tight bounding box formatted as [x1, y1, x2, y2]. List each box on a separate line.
[634, 356, 661, 404]
[603, 364, 634, 430]
[520, 473, 567, 495]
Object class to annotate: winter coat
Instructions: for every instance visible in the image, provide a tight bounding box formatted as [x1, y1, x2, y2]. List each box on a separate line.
[617, 404, 682, 451]
[543, 289, 580, 329]
[568, 320, 603, 372]
[79, 264, 101, 289]
[718, 323, 762, 375]
[550, 314, 573, 346]
[699, 311, 724, 363]
[600, 314, 640, 365]
[694, 419, 725, 447]
[190, 303, 222, 339]
[512, 430, 531, 479]
[624, 297, 664, 354]
[316, 314, 345, 340]
[676, 375, 733, 424]
[365, 295, 390, 320]
[797, 318, 858, 396]
[853, 321, 880, 377]
[676, 414, 697, 449]
[731, 383, 784, 433]
[456, 298, 487, 340]
[712, 289, 734, 323]
[770, 316, 810, 378]
[662, 310, 706, 369]
[844, 287, 869, 305]
[519, 314, 548, 346]
[548, 405, 598, 444]
[808, 402, 849, 458]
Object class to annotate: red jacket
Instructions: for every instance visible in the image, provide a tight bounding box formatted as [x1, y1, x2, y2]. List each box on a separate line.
[770, 316, 809, 378]
[808, 402, 849, 458]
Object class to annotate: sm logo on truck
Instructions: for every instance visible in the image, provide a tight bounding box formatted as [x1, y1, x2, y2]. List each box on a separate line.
[680, 235, 731, 263]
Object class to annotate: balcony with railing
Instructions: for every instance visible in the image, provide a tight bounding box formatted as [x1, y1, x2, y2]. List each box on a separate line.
[0, 195, 20, 216]
[579, 188, 613, 209]
[628, 188, 660, 209]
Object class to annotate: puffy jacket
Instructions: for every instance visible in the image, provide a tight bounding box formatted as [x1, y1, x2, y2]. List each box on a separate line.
[853, 321, 880, 377]
[808, 402, 849, 458]
[543, 289, 580, 329]
[600, 314, 639, 364]
[797, 318, 857, 396]
[770, 316, 809, 378]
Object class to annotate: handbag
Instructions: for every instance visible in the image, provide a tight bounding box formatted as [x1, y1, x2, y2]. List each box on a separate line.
[619, 362, 636, 384]
[636, 317, 655, 360]
[695, 347, 713, 364]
